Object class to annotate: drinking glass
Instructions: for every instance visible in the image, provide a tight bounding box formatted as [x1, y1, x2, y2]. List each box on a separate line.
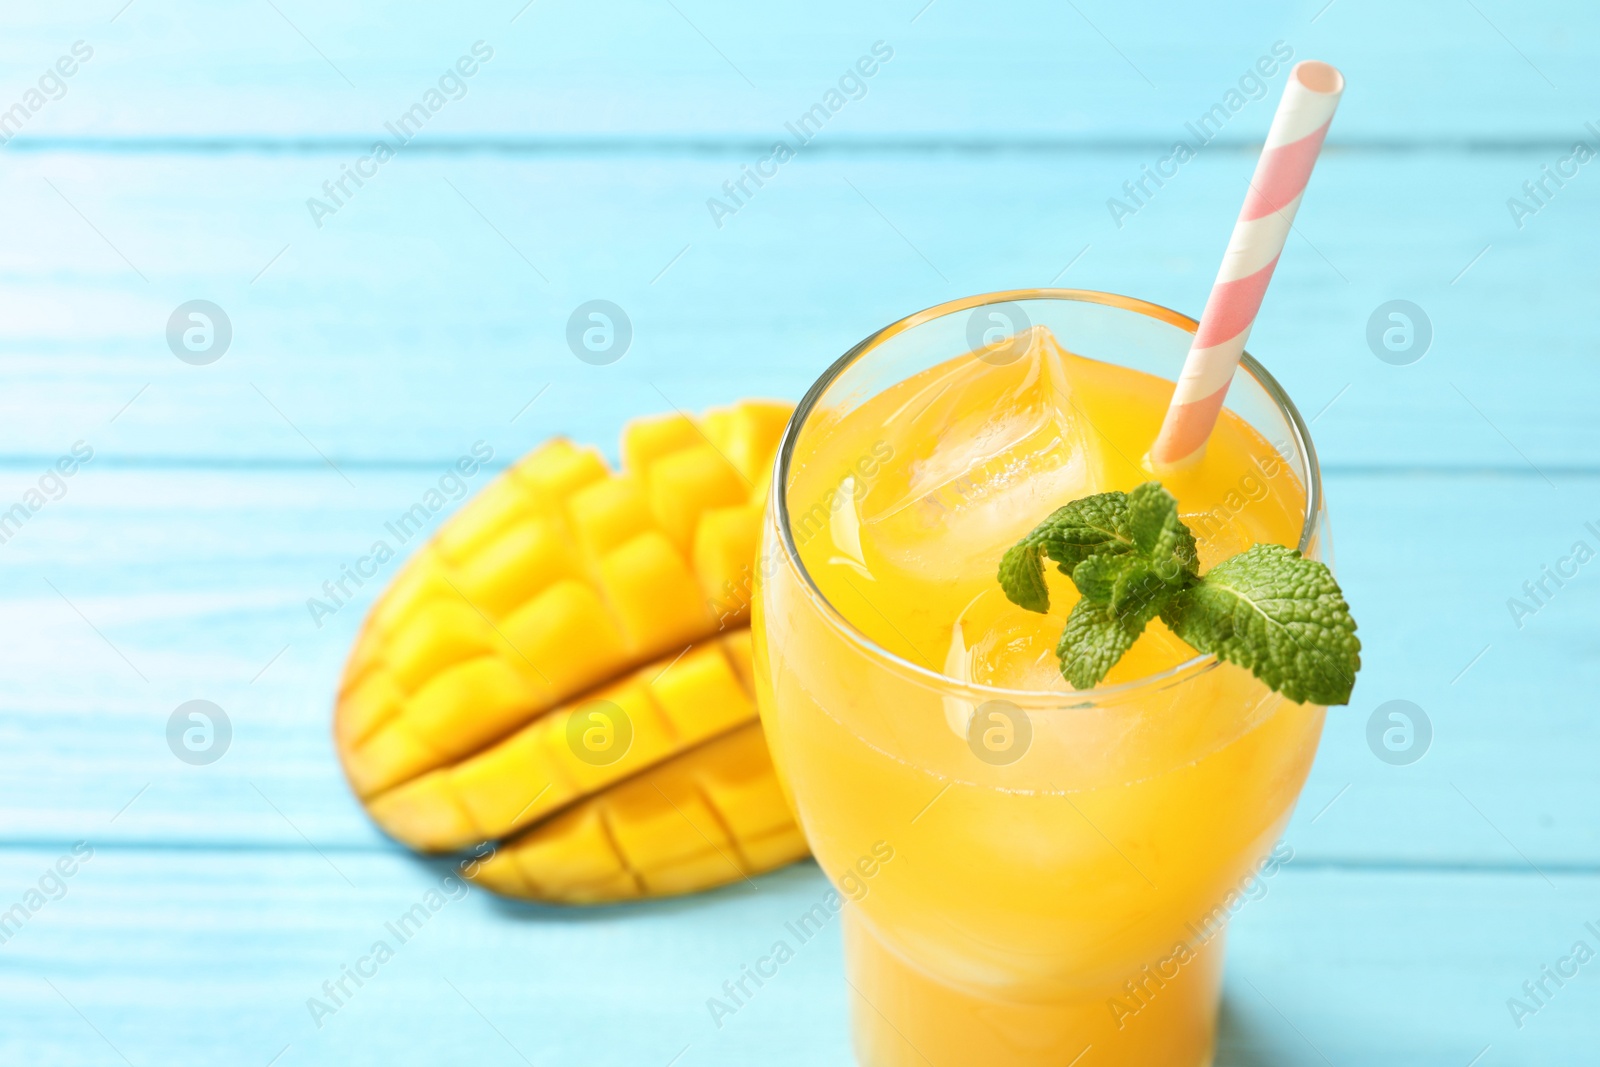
[752, 289, 1329, 1067]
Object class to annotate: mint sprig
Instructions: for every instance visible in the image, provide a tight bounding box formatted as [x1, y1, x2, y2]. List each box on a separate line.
[997, 482, 1360, 705]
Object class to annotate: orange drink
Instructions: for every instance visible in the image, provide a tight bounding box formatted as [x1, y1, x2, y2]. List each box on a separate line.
[753, 291, 1331, 1066]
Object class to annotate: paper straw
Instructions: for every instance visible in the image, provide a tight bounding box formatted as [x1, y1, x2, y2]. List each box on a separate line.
[1150, 60, 1344, 470]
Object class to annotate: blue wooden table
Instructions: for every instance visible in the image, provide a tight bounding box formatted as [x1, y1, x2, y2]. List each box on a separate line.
[2, 1, 1597, 1063]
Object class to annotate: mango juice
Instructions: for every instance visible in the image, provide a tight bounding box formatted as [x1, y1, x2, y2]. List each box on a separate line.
[754, 321, 1326, 1066]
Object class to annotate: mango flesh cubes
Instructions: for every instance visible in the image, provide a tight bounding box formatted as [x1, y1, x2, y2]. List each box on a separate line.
[334, 401, 809, 902]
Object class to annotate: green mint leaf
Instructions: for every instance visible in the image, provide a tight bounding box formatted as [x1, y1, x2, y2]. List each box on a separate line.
[998, 542, 1052, 614]
[999, 482, 1199, 617]
[1055, 593, 1163, 689]
[1069, 553, 1172, 617]
[1125, 482, 1199, 581]
[1068, 552, 1134, 605]
[1031, 491, 1135, 573]
[998, 483, 1361, 702]
[997, 491, 1133, 614]
[1160, 543, 1361, 706]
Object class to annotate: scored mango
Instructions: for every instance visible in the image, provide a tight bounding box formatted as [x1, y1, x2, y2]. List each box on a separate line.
[334, 401, 809, 903]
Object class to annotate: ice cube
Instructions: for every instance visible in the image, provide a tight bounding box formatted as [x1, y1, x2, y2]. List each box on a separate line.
[950, 585, 1075, 693]
[942, 611, 976, 738]
[826, 475, 873, 579]
[940, 591, 1074, 743]
[855, 326, 1110, 578]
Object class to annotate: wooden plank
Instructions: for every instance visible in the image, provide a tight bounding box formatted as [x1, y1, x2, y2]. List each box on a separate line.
[0, 847, 1593, 1065]
[0, 150, 1592, 467]
[0, 5, 1589, 1063]
[1, 0, 1593, 140]
[1, 466, 1595, 868]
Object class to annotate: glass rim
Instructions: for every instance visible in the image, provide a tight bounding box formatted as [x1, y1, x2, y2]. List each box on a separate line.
[770, 287, 1324, 706]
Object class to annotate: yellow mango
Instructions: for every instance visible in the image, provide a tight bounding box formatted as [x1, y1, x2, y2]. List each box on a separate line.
[334, 401, 807, 903]
[470, 724, 807, 903]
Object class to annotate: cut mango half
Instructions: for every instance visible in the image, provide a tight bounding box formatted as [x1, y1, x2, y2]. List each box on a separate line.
[334, 401, 807, 902]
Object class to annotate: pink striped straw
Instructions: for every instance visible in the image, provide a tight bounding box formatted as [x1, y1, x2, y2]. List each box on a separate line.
[1150, 60, 1345, 469]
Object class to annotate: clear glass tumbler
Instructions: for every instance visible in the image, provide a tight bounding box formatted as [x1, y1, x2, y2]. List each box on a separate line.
[752, 290, 1329, 1067]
